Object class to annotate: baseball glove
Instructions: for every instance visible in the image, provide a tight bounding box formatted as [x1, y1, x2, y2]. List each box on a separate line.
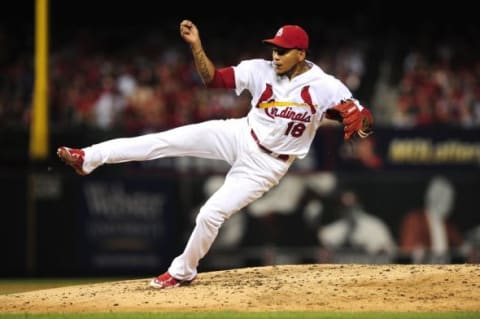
[325, 99, 374, 140]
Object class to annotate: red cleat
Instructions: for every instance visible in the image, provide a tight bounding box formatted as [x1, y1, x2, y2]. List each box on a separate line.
[149, 272, 195, 289]
[57, 147, 87, 176]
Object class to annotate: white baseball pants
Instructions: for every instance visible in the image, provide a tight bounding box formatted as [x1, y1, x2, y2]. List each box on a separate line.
[81, 117, 294, 280]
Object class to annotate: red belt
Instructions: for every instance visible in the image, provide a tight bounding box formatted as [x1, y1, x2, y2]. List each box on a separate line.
[250, 129, 291, 162]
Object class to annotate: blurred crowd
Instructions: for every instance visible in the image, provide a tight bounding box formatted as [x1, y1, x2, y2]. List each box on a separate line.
[1, 18, 479, 132]
[201, 172, 480, 266]
[2, 11, 480, 269]
[0, 28, 251, 134]
[372, 44, 480, 128]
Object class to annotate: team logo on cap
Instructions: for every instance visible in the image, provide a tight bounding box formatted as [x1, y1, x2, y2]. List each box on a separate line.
[276, 28, 284, 37]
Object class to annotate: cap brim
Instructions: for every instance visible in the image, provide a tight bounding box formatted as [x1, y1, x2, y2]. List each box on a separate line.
[262, 38, 295, 49]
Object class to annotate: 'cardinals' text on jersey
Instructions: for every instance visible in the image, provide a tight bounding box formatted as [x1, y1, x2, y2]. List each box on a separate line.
[233, 59, 359, 158]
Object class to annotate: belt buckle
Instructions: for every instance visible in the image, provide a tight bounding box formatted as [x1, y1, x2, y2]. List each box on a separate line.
[270, 151, 280, 158]
[271, 151, 290, 162]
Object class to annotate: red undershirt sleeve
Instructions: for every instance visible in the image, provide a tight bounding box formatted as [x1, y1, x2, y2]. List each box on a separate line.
[206, 67, 235, 89]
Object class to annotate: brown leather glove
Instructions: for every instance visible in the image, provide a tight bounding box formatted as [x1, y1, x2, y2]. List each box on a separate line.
[325, 99, 374, 140]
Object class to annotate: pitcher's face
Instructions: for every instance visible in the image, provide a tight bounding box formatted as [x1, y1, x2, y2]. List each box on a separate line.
[271, 47, 306, 77]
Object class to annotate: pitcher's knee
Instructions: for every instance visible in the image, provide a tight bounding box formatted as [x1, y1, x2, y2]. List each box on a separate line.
[196, 207, 227, 231]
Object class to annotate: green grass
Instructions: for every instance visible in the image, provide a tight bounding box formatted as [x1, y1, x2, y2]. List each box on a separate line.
[0, 278, 129, 295]
[0, 312, 479, 318]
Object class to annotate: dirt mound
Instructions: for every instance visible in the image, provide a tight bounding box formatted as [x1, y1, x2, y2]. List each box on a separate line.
[1, 264, 479, 313]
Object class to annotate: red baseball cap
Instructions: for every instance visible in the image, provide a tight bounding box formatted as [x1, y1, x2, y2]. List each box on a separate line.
[263, 25, 309, 50]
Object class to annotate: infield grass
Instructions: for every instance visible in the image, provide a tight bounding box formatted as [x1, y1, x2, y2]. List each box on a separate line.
[0, 312, 479, 318]
[0, 278, 128, 295]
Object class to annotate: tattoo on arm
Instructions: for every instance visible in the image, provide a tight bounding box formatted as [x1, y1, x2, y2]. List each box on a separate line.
[193, 48, 213, 84]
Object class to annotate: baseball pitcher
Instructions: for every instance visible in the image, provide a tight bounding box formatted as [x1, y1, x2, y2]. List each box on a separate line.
[57, 20, 373, 289]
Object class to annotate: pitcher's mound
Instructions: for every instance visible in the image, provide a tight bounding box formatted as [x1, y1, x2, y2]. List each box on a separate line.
[1, 264, 479, 313]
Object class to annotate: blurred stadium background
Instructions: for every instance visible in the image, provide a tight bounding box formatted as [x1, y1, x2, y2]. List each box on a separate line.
[1, 0, 479, 278]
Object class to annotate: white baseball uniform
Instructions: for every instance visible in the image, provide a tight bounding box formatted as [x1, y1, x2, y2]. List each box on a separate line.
[79, 58, 356, 280]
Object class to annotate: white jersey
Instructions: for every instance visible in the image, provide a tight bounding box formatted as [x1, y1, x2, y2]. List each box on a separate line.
[234, 59, 354, 158]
